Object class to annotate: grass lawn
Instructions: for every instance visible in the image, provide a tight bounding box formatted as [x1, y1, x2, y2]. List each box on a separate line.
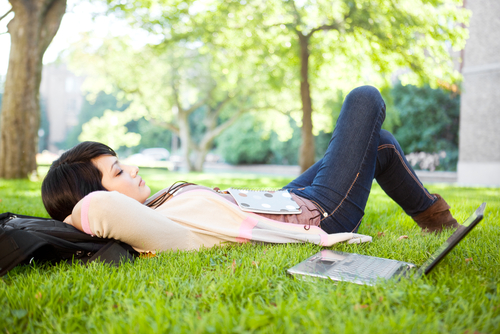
[0, 168, 499, 333]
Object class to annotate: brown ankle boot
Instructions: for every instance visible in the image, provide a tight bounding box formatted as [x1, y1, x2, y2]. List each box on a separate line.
[412, 194, 460, 233]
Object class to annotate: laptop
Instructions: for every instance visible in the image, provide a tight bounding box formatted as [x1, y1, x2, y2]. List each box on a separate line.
[287, 203, 486, 285]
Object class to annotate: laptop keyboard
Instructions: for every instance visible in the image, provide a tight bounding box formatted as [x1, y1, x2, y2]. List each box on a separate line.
[326, 257, 403, 280]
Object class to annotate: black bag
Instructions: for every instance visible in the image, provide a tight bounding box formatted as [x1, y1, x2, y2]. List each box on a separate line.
[0, 212, 138, 276]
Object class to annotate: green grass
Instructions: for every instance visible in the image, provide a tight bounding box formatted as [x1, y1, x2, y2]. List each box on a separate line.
[0, 169, 499, 333]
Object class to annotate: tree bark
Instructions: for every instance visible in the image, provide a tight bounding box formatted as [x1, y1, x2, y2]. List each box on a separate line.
[177, 111, 195, 172]
[192, 147, 207, 172]
[298, 32, 315, 173]
[0, 0, 66, 178]
[190, 105, 246, 172]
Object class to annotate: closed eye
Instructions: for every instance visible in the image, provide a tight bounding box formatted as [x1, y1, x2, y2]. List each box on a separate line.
[116, 170, 123, 176]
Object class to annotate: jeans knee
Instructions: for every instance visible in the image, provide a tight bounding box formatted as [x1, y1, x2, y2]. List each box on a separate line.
[345, 86, 386, 121]
[347, 85, 382, 103]
[379, 129, 397, 146]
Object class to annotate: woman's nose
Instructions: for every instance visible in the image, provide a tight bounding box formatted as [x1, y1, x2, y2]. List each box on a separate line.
[127, 165, 139, 177]
[132, 166, 139, 177]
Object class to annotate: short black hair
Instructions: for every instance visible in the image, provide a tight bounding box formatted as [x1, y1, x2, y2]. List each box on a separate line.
[41, 141, 116, 221]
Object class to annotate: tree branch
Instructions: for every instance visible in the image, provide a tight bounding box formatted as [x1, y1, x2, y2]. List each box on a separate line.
[171, 80, 182, 114]
[308, 23, 341, 37]
[0, 8, 12, 23]
[210, 92, 235, 119]
[184, 97, 209, 115]
[151, 119, 180, 135]
[199, 108, 246, 148]
[274, 107, 302, 116]
[285, 0, 302, 35]
[38, 0, 66, 57]
[179, 83, 216, 116]
[198, 100, 277, 149]
[0, 8, 12, 22]
[289, 0, 302, 27]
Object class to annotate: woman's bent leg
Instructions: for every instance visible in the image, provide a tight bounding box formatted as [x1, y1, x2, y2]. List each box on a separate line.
[375, 130, 436, 216]
[284, 86, 386, 233]
[375, 130, 458, 232]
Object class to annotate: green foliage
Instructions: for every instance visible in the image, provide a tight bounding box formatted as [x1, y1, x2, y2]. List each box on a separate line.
[79, 110, 142, 150]
[128, 118, 173, 154]
[69, 34, 277, 170]
[103, 0, 469, 89]
[91, 0, 469, 171]
[392, 83, 460, 170]
[61, 91, 174, 156]
[100, 0, 470, 134]
[216, 113, 272, 165]
[216, 113, 309, 165]
[209, 86, 399, 166]
[63, 92, 129, 150]
[380, 85, 401, 133]
[269, 119, 302, 165]
[0, 172, 499, 333]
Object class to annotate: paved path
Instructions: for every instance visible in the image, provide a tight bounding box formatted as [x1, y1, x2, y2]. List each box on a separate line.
[202, 162, 457, 184]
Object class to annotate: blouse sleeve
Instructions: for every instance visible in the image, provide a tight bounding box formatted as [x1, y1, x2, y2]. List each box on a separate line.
[82, 191, 198, 252]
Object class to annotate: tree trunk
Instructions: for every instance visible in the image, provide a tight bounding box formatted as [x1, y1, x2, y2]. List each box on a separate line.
[298, 33, 315, 173]
[0, 0, 66, 178]
[192, 148, 207, 172]
[191, 105, 246, 172]
[177, 112, 195, 172]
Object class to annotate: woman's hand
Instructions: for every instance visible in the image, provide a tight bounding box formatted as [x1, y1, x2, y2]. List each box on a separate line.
[63, 199, 84, 232]
[63, 215, 73, 226]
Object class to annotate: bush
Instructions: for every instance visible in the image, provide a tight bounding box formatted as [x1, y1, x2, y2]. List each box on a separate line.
[216, 113, 273, 164]
[217, 113, 336, 166]
[216, 112, 335, 166]
[392, 83, 460, 171]
[62, 92, 129, 150]
[61, 92, 174, 155]
[268, 118, 301, 165]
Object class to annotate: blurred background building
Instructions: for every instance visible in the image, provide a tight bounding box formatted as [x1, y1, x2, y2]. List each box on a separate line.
[457, 0, 500, 186]
[39, 63, 85, 152]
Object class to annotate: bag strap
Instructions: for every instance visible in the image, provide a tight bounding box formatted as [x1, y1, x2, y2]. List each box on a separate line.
[88, 241, 136, 266]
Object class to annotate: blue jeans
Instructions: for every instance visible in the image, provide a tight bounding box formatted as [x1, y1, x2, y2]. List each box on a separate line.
[283, 86, 436, 234]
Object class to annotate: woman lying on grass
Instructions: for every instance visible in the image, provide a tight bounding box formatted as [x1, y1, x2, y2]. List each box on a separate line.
[41, 86, 459, 253]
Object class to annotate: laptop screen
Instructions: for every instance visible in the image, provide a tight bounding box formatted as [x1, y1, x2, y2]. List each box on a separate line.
[417, 203, 486, 276]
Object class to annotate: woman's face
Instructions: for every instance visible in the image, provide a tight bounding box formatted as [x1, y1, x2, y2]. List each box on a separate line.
[93, 155, 151, 203]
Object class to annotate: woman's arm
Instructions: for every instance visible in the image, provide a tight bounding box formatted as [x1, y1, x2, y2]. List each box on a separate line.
[64, 199, 84, 231]
[68, 191, 198, 252]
